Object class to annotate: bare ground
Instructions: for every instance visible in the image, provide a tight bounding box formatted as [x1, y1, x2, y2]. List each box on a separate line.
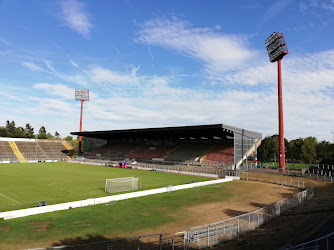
[122, 181, 300, 238]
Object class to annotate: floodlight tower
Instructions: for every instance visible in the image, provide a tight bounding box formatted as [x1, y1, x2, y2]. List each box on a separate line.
[75, 89, 89, 156]
[265, 32, 289, 173]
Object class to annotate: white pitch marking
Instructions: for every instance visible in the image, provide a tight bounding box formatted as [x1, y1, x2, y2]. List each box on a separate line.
[0, 193, 21, 204]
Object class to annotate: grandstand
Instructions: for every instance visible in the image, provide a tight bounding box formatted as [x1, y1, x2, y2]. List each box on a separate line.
[71, 124, 262, 169]
[202, 143, 234, 164]
[0, 138, 73, 162]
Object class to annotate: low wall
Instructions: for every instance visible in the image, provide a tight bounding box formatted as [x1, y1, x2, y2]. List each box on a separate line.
[0, 177, 237, 220]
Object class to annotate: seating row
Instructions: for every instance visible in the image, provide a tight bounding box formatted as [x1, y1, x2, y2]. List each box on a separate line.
[86, 143, 235, 165]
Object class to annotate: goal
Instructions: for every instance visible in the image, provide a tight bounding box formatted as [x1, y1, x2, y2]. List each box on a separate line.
[105, 177, 139, 193]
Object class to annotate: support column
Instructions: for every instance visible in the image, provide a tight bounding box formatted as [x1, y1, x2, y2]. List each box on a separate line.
[78, 100, 84, 156]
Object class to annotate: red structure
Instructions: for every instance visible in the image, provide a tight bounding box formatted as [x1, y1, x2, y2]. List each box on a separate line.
[75, 89, 89, 156]
[265, 32, 288, 173]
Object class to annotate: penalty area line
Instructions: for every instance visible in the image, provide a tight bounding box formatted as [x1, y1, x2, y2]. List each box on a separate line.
[0, 193, 21, 204]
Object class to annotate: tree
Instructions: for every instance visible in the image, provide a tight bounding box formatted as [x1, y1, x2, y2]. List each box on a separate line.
[0, 126, 8, 137]
[38, 126, 47, 139]
[5, 120, 16, 137]
[64, 136, 73, 141]
[258, 135, 279, 163]
[316, 141, 334, 164]
[12, 127, 25, 138]
[25, 123, 34, 138]
[301, 137, 317, 164]
[55, 131, 60, 138]
[46, 132, 54, 139]
[287, 138, 304, 163]
[68, 137, 80, 155]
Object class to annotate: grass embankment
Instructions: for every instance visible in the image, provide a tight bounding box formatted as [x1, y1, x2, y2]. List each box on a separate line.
[0, 180, 238, 249]
[0, 162, 211, 212]
[262, 162, 310, 170]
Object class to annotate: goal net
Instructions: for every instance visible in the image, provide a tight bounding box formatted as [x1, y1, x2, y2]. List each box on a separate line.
[105, 177, 139, 193]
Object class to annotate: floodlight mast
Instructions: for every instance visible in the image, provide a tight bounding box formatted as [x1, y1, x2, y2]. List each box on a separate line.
[75, 89, 89, 156]
[265, 32, 288, 173]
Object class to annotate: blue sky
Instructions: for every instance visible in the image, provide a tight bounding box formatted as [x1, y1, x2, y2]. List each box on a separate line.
[0, 0, 333, 141]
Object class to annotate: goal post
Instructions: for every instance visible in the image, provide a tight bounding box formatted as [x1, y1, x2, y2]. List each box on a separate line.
[105, 177, 139, 193]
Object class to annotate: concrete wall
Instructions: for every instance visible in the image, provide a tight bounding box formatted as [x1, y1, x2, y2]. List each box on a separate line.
[0, 177, 238, 220]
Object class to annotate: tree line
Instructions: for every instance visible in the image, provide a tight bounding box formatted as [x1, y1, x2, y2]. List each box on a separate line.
[0, 120, 61, 139]
[258, 134, 334, 164]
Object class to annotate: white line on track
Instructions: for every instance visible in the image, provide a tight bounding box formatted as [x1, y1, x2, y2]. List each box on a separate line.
[0, 193, 21, 204]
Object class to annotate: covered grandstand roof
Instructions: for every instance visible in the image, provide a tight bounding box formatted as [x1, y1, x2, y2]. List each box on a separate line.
[71, 124, 262, 141]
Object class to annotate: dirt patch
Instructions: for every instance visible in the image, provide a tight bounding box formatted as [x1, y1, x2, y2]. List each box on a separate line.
[0, 227, 10, 232]
[70, 219, 92, 227]
[132, 180, 299, 236]
[29, 221, 52, 232]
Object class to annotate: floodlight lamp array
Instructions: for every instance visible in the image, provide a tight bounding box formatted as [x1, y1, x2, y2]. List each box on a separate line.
[75, 88, 89, 101]
[265, 32, 288, 62]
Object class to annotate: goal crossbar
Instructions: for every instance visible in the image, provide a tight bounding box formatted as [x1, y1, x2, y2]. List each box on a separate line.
[105, 177, 139, 193]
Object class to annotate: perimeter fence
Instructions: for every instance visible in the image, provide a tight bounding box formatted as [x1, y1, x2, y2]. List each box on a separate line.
[249, 167, 333, 182]
[46, 172, 314, 250]
[50, 232, 186, 250]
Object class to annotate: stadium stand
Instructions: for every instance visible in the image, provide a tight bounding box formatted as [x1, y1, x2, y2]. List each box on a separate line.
[86, 143, 113, 156]
[203, 143, 234, 164]
[37, 140, 70, 160]
[0, 141, 18, 162]
[104, 143, 140, 160]
[126, 144, 174, 160]
[15, 141, 48, 161]
[8, 141, 25, 162]
[164, 144, 212, 162]
[73, 124, 262, 169]
[0, 138, 73, 162]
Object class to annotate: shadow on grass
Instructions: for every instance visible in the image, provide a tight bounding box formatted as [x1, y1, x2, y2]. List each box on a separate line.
[52, 233, 193, 250]
[249, 202, 267, 208]
[223, 208, 245, 217]
[52, 234, 109, 247]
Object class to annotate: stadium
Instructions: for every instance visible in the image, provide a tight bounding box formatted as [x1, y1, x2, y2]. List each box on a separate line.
[0, 121, 333, 249]
[0, 2, 333, 249]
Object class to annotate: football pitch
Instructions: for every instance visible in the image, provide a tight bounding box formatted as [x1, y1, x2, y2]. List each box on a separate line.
[0, 162, 211, 212]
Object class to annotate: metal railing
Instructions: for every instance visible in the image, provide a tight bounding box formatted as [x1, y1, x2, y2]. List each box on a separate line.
[49, 232, 186, 249]
[284, 232, 333, 250]
[249, 167, 333, 182]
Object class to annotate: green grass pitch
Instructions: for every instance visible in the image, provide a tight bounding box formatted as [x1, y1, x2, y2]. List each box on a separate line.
[0, 162, 212, 212]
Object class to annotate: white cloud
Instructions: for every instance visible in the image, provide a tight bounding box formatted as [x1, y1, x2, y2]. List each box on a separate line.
[0, 37, 12, 46]
[33, 83, 74, 99]
[26, 97, 76, 115]
[299, 0, 334, 13]
[60, 0, 93, 37]
[0, 91, 21, 101]
[136, 17, 257, 71]
[70, 59, 79, 67]
[21, 61, 44, 72]
[90, 67, 139, 84]
[66, 75, 89, 86]
[219, 49, 334, 90]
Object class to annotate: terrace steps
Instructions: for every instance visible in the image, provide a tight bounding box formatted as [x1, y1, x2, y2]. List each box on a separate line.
[8, 141, 25, 162]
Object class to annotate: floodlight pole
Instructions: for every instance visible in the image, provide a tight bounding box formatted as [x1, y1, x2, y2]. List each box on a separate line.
[265, 32, 288, 174]
[278, 59, 286, 173]
[78, 100, 84, 156]
[75, 88, 89, 156]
